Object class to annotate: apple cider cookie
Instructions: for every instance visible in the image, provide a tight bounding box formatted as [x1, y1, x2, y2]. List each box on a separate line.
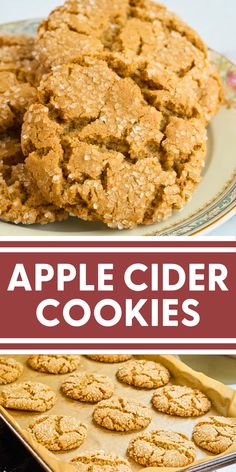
[27, 355, 80, 374]
[35, 0, 223, 123]
[152, 385, 211, 417]
[22, 61, 207, 229]
[86, 355, 132, 363]
[127, 429, 196, 467]
[28, 415, 87, 451]
[0, 357, 23, 385]
[61, 373, 115, 403]
[0, 129, 68, 224]
[0, 381, 57, 412]
[70, 452, 132, 471]
[0, 35, 37, 133]
[93, 396, 152, 432]
[116, 359, 170, 389]
[193, 416, 236, 454]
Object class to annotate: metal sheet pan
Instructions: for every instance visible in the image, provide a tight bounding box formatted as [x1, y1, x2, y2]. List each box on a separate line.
[0, 355, 235, 472]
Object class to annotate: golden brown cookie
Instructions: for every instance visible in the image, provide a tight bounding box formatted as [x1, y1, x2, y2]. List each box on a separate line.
[61, 373, 115, 402]
[28, 415, 87, 451]
[127, 429, 196, 467]
[86, 355, 132, 363]
[0, 130, 68, 224]
[27, 355, 80, 374]
[93, 396, 152, 432]
[0, 35, 67, 225]
[70, 452, 132, 471]
[35, 0, 223, 123]
[0, 35, 37, 133]
[0, 381, 56, 412]
[193, 416, 236, 454]
[0, 357, 23, 385]
[152, 385, 211, 417]
[0, 130, 24, 165]
[116, 359, 170, 389]
[22, 62, 207, 229]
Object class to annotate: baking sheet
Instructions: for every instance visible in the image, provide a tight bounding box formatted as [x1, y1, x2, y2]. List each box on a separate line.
[0, 355, 236, 472]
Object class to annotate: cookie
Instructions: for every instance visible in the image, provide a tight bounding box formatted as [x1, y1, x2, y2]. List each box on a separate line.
[28, 415, 87, 452]
[0, 130, 24, 165]
[0, 130, 68, 224]
[116, 359, 170, 389]
[22, 62, 207, 229]
[61, 373, 114, 402]
[0, 381, 56, 412]
[27, 355, 80, 374]
[0, 35, 37, 133]
[35, 0, 223, 123]
[152, 385, 211, 417]
[0, 357, 23, 385]
[93, 396, 152, 432]
[86, 355, 132, 363]
[70, 452, 132, 471]
[127, 429, 196, 467]
[193, 416, 236, 454]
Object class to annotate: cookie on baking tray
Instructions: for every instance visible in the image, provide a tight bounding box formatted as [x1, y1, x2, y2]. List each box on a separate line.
[193, 416, 236, 454]
[152, 385, 211, 417]
[27, 355, 81, 374]
[28, 415, 87, 451]
[61, 373, 115, 403]
[0, 381, 56, 412]
[116, 359, 170, 389]
[127, 429, 196, 467]
[70, 451, 132, 471]
[93, 396, 152, 432]
[86, 355, 132, 363]
[0, 357, 23, 385]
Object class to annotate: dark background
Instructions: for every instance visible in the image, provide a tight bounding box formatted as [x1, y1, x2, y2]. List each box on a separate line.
[0, 418, 43, 472]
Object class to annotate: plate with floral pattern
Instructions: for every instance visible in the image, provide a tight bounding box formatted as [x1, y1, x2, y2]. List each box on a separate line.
[0, 20, 235, 236]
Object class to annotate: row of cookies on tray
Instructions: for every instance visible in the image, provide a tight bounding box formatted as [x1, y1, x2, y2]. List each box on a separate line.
[0, 355, 235, 470]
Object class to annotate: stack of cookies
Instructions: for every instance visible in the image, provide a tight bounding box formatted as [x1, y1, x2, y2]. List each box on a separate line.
[0, 0, 224, 229]
[0, 355, 236, 471]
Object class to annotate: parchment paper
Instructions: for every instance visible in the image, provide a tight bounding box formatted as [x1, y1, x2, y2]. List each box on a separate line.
[0, 355, 235, 472]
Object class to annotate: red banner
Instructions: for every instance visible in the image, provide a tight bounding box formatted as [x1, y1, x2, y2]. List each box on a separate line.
[0, 239, 235, 351]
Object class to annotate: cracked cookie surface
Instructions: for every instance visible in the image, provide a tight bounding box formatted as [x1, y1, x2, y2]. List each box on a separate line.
[70, 451, 132, 471]
[127, 429, 196, 467]
[193, 416, 236, 454]
[35, 0, 223, 123]
[0, 357, 23, 385]
[23, 0, 223, 229]
[86, 355, 132, 363]
[93, 396, 152, 432]
[0, 131, 68, 224]
[116, 359, 170, 389]
[22, 61, 207, 229]
[0, 381, 57, 412]
[27, 355, 80, 374]
[61, 373, 115, 402]
[152, 385, 211, 417]
[0, 35, 37, 133]
[0, 35, 67, 225]
[28, 415, 87, 451]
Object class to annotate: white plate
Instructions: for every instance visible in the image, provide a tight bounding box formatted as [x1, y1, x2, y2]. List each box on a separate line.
[0, 20, 235, 236]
